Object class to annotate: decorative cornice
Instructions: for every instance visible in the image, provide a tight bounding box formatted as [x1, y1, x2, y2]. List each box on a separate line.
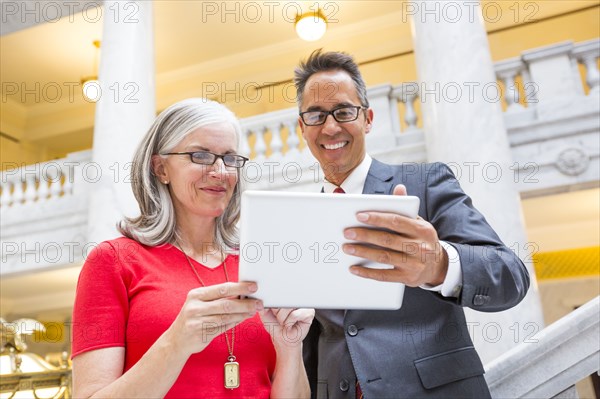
[522, 41, 574, 63]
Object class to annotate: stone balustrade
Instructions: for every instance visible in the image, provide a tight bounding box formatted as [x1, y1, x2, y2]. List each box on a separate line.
[485, 296, 600, 398]
[1, 39, 598, 275]
[495, 39, 600, 111]
[0, 153, 83, 208]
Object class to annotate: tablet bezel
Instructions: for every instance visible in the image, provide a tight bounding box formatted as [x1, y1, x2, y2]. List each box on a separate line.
[238, 190, 420, 310]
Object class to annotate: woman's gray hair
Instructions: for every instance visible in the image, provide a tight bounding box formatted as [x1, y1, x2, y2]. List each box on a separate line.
[118, 98, 244, 252]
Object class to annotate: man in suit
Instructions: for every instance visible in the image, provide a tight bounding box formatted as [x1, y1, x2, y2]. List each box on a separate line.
[294, 50, 529, 398]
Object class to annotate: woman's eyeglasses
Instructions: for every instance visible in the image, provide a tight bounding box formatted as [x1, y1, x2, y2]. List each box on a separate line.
[161, 151, 249, 168]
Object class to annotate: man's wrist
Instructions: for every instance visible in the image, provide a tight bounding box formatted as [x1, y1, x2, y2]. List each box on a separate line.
[420, 241, 463, 297]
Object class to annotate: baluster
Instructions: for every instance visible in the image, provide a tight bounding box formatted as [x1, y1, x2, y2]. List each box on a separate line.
[395, 82, 420, 132]
[48, 165, 63, 199]
[12, 178, 25, 205]
[495, 58, 525, 111]
[521, 68, 537, 107]
[268, 123, 283, 160]
[254, 127, 267, 160]
[38, 170, 50, 201]
[24, 175, 37, 204]
[393, 82, 420, 133]
[572, 39, 600, 96]
[580, 55, 600, 95]
[499, 72, 523, 112]
[1, 181, 13, 207]
[403, 91, 419, 131]
[286, 120, 300, 156]
[62, 163, 73, 196]
[239, 128, 252, 159]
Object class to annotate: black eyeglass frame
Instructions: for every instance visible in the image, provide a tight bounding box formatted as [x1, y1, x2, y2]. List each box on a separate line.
[161, 151, 249, 168]
[299, 105, 368, 126]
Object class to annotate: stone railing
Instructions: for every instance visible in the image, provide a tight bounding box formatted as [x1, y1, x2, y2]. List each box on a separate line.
[1, 39, 598, 274]
[3, 39, 595, 208]
[0, 152, 86, 208]
[500, 39, 600, 198]
[237, 83, 424, 191]
[495, 39, 599, 112]
[236, 38, 599, 193]
[0, 151, 91, 275]
[485, 296, 600, 398]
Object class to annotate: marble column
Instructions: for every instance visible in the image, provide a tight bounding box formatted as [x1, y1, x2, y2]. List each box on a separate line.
[409, 1, 544, 363]
[87, 1, 155, 245]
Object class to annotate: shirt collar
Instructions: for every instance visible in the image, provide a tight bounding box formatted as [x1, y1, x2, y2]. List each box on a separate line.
[323, 154, 372, 194]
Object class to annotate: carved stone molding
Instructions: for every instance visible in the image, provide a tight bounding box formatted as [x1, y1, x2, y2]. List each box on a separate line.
[555, 148, 590, 176]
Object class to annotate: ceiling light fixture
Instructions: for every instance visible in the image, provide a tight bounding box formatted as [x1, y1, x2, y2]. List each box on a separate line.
[81, 40, 101, 103]
[295, 10, 327, 42]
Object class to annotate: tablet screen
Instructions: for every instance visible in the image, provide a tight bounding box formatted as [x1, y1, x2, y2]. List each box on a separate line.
[238, 191, 420, 309]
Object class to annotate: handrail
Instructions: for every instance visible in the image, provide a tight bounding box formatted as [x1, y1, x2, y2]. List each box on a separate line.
[485, 296, 600, 398]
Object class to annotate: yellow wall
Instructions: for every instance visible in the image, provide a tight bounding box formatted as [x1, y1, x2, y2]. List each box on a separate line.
[1, 137, 46, 167]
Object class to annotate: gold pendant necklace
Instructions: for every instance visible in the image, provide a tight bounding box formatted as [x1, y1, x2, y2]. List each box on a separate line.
[176, 240, 240, 390]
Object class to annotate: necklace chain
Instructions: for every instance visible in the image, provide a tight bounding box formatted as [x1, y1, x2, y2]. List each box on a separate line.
[176, 240, 235, 358]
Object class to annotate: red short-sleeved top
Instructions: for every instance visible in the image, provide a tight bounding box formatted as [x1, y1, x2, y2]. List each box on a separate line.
[72, 237, 276, 398]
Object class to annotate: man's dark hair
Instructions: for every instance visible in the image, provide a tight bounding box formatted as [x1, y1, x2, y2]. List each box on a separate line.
[293, 49, 370, 109]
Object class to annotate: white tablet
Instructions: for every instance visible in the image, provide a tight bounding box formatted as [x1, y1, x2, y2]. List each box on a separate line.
[238, 190, 420, 310]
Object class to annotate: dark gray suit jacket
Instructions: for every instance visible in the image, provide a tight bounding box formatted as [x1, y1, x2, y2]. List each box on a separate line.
[303, 160, 530, 399]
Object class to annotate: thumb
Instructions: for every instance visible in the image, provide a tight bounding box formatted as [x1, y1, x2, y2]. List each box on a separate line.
[393, 184, 407, 196]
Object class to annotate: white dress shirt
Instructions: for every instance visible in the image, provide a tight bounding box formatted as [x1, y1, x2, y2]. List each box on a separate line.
[323, 154, 463, 298]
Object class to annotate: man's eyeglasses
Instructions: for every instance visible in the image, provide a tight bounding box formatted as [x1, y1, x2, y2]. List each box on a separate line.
[299, 105, 367, 126]
[161, 151, 249, 168]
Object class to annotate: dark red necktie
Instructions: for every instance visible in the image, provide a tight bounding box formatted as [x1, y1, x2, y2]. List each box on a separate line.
[333, 187, 345, 194]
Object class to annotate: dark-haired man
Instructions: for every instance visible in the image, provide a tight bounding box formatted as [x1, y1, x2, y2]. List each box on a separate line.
[295, 50, 529, 398]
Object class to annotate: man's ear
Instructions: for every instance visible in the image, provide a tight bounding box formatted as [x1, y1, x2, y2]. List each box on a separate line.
[151, 155, 168, 183]
[364, 108, 374, 135]
[298, 117, 306, 138]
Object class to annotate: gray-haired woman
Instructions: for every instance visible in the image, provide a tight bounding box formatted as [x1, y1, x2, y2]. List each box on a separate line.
[71, 98, 313, 398]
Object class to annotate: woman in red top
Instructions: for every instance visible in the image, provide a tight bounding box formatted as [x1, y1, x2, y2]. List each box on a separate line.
[71, 98, 314, 398]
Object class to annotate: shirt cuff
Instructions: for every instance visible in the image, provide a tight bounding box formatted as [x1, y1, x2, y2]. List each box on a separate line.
[419, 241, 463, 298]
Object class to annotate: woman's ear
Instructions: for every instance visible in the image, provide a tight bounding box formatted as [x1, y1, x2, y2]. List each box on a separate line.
[151, 155, 169, 184]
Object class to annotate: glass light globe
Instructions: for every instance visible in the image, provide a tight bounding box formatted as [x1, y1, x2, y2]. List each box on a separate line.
[295, 13, 327, 42]
[82, 79, 101, 102]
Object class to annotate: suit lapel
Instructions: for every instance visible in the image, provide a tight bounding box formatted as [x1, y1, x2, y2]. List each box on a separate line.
[362, 158, 395, 195]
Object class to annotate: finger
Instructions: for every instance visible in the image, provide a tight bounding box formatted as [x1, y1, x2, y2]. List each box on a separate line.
[270, 308, 294, 325]
[349, 265, 409, 283]
[276, 308, 315, 328]
[344, 227, 409, 252]
[393, 184, 407, 196]
[286, 308, 315, 325]
[196, 297, 263, 317]
[188, 281, 258, 302]
[342, 242, 418, 268]
[353, 212, 433, 240]
[194, 312, 256, 329]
